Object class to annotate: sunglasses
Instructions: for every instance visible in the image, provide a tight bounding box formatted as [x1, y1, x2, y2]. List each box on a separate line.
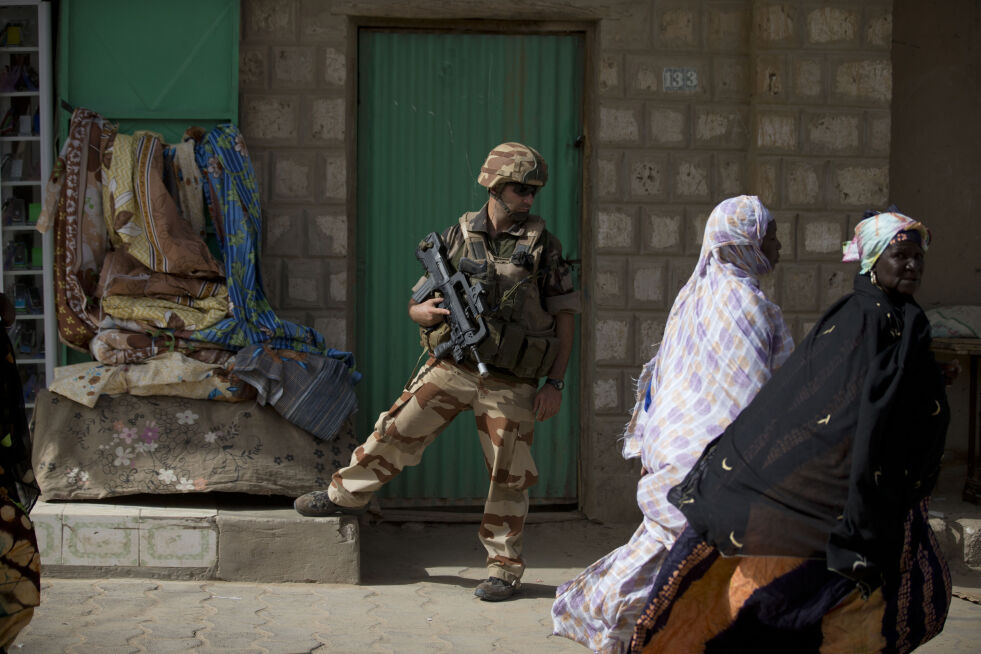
[508, 183, 539, 197]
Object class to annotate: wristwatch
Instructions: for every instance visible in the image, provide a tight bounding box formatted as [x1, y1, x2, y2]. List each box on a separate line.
[545, 377, 565, 391]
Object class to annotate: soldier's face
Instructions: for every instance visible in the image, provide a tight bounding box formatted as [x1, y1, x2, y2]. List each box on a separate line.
[500, 183, 536, 213]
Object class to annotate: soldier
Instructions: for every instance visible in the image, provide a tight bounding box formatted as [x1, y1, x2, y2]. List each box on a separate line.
[295, 142, 581, 602]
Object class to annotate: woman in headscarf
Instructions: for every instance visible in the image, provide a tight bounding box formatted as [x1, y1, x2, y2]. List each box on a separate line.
[552, 196, 793, 653]
[0, 292, 41, 654]
[630, 210, 950, 653]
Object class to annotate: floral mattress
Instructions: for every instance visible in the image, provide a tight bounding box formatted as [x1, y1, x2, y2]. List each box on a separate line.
[31, 389, 359, 501]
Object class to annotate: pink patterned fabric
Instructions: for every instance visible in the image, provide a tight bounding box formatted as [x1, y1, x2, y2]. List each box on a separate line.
[841, 211, 930, 274]
[551, 195, 793, 653]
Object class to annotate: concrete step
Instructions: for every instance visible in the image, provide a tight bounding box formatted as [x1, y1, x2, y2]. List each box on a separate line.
[31, 497, 359, 584]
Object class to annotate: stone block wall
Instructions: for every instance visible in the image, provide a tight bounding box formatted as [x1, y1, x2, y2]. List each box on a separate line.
[239, 0, 893, 524]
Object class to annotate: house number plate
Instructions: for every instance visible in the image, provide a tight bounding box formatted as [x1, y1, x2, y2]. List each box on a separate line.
[663, 67, 698, 91]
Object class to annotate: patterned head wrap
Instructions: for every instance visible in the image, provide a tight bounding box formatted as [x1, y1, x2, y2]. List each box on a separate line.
[696, 195, 775, 278]
[842, 211, 930, 274]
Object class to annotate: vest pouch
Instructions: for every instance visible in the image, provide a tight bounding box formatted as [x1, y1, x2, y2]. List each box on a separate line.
[511, 334, 559, 379]
[475, 317, 505, 364]
[420, 322, 451, 353]
[495, 278, 530, 323]
[492, 321, 527, 371]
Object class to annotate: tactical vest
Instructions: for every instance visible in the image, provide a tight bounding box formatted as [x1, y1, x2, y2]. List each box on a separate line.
[421, 213, 559, 379]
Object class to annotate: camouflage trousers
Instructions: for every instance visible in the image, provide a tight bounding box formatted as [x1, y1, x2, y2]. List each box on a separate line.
[327, 357, 539, 583]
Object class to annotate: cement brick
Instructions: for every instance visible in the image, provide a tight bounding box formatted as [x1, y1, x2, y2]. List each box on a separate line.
[785, 160, 824, 207]
[283, 260, 325, 307]
[595, 257, 627, 309]
[583, 471, 642, 523]
[627, 57, 660, 94]
[832, 164, 888, 207]
[298, 0, 347, 42]
[713, 56, 749, 99]
[752, 159, 780, 207]
[773, 214, 797, 261]
[592, 373, 621, 414]
[311, 97, 346, 141]
[313, 315, 347, 350]
[321, 153, 347, 200]
[631, 261, 667, 307]
[670, 257, 698, 295]
[216, 512, 359, 584]
[685, 210, 710, 255]
[754, 54, 787, 101]
[595, 318, 631, 363]
[596, 207, 638, 251]
[655, 6, 698, 49]
[638, 316, 667, 361]
[648, 106, 688, 147]
[582, 414, 643, 521]
[642, 208, 683, 253]
[308, 212, 348, 256]
[596, 152, 621, 199]
[239, 47, 268, 89]
[806, 7, 859, 45]
[791, 56, 825, 101]
[672, 155, 711, 200]
[820, 264, 855, 306]
[324, 47, 347, 87]
[706, 5, 749, 52]
[756, 111, 798, 151]
[716, 155, 746, 198]
[272, 152, 315, 200]
[755, 3, 798, 45]
[599, 53, 622, 96]
[272, 46, 316, 87]
[265, 211, 304, 256]
[804, 112, 861, 154]
[780, 264, 820, 312]
[599, 104, 641, 144]
[241, 96, 299, 142]
[627, 55, 710, 99]
[329, 269, 347, 304]
[832, 58, 892, 104]
[262, 257, 283, 308]
[598, 1, 653, 51]
[799, 216, 845, 257]
[628, 154, 668, 199]
[867, 112, 891, 156]
[864, 8, 892, 48]
[694, 106, 748, 149]
[244, 0, 296, 40]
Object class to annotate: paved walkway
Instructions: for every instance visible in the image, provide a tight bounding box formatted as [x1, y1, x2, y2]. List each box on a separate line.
[12, 519, 981, 653]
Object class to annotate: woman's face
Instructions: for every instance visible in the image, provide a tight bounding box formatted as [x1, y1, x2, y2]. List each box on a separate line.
[873, 240, 925, 297]
[760, 221, 781, 267]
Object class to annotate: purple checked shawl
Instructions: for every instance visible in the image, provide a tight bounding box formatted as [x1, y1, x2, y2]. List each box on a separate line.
[623, 195, 793, 527]
[551, 196, 793, 654]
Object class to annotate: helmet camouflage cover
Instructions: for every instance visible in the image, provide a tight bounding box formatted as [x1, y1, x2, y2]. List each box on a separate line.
[477, 142, 548, 191]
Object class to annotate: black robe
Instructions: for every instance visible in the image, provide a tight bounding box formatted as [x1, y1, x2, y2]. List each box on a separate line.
[669, 274, 949, 591]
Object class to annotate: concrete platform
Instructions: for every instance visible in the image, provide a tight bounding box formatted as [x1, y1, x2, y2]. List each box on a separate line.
[31, 496, 359, 584]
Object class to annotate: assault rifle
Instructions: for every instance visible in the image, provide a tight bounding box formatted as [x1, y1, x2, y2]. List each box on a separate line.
[412, 232, 491, 377]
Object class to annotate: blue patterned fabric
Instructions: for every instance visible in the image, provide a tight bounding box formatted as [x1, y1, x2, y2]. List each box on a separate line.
[189, 124, 329, 354]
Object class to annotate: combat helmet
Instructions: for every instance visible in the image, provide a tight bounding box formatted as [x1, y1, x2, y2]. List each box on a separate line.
[478, 142, 548, 191]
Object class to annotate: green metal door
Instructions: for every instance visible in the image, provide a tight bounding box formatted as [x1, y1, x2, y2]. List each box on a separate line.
[56, 0, 238, 142]
[357, 29, 583, 505]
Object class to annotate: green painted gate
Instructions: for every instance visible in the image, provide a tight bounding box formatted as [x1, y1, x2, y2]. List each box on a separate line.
[357, 29, 584, 505]
[56, 0, 238, 143]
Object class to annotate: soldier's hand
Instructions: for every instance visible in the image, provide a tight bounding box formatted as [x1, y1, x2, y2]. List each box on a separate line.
[534, 384, 562, 421]
[409, 297, 451, 327]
